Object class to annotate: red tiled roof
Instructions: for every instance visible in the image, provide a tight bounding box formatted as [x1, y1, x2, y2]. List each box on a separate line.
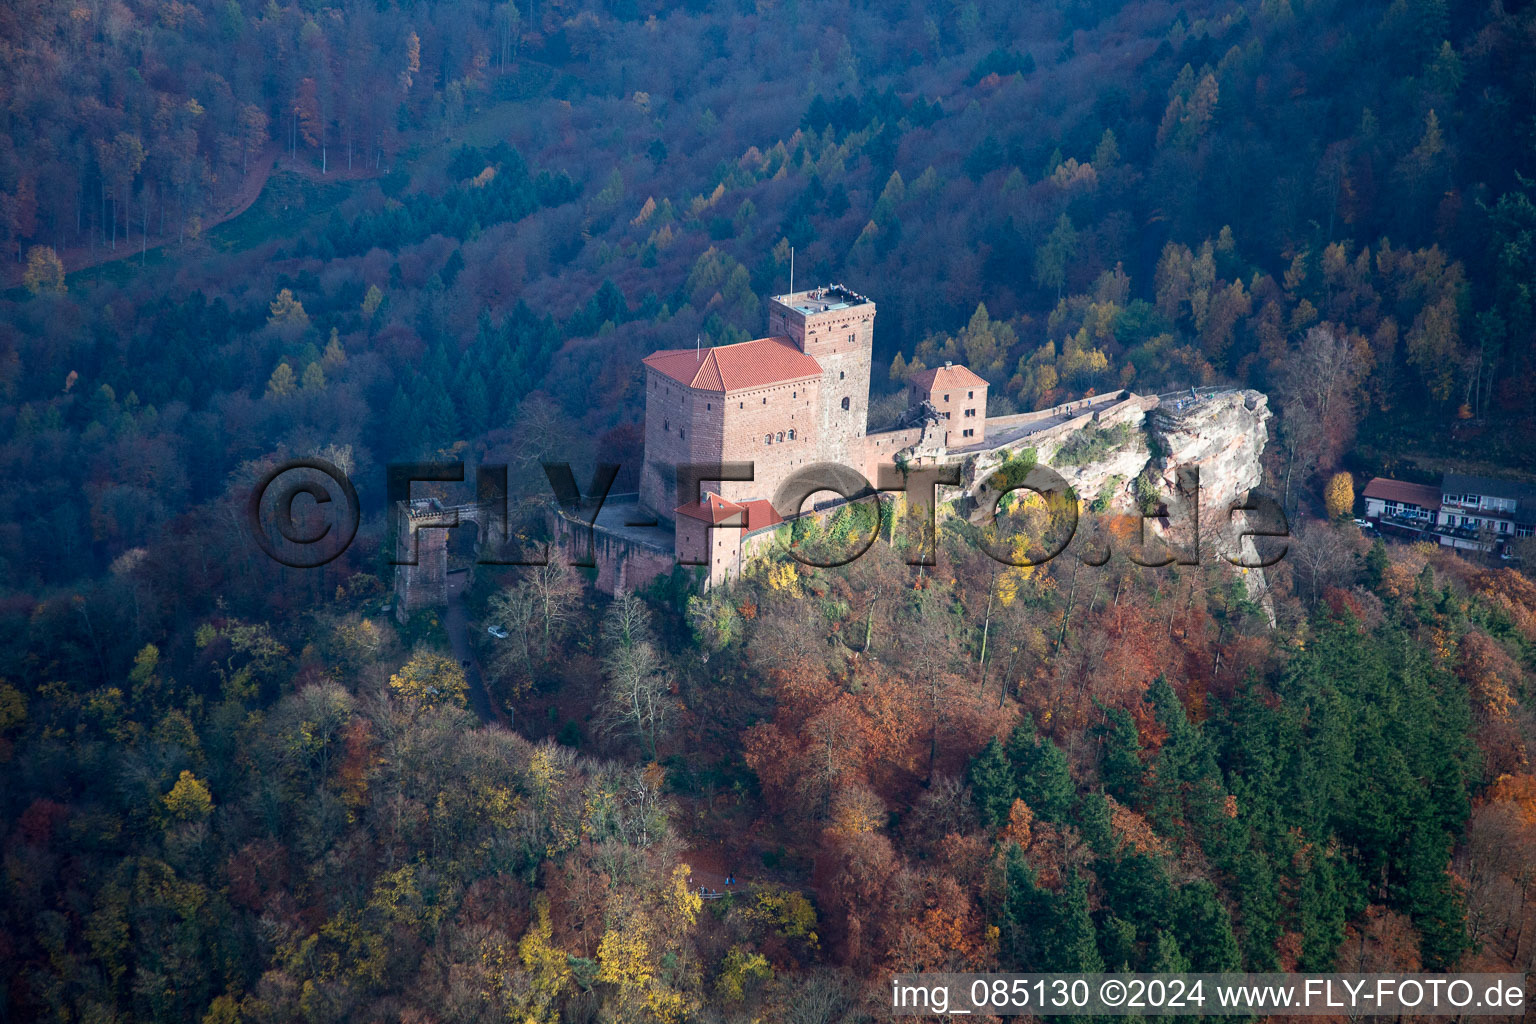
[644, 336, 822, 392]
[675, 493, 745, 524]
[673, 494, 784, 531]
[737, 499, 784, 532]
[1362, 478, 1441, 509]
[910, 363, 989, 392]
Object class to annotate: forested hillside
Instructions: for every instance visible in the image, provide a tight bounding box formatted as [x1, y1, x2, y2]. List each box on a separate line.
[4, 510, 1536, 1020]
[2, 0, 1536, 1019]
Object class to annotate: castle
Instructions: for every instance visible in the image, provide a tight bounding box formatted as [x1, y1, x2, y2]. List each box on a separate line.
[637, 286, 1011, 527]
[571, 282, 1160, 595]
[394, 282, 1274, 613]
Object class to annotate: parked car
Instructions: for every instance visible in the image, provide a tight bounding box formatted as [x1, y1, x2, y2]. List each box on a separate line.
[487, 625, 508, 639]
[1352, 518, 1371, 527]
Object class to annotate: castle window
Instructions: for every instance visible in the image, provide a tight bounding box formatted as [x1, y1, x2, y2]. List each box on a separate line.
[664, 420, 669, 431]
[968, 390, 974, 399]
[680, 430, 685, 439]
[777, 432, 785, 442]
[943, 394, 949, 402]
[764, 434, 772, 444]
[739, 402, 743, 408]
[788, 429, 795, 440]
[763, 397, 767, 404]
[849, 333, 854, 344]
[839, 371, 845, 380]
[707, 403, 711, 410]
[841, 397, 850, 410]
[792, 391, 796, 398]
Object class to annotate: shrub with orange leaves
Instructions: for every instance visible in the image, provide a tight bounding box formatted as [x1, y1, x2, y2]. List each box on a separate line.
[1107, 795, 1170, 857]
[1001, 798, 1033, 849]
[1457, 632, 1519, 724]
[1472, 569, 1536, 643]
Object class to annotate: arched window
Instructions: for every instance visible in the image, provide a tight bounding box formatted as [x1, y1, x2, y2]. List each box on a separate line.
[764, 434, 772, 444]
[839, 371, 845, 380]
[788, 429, 796, 440]
[777, 432, 784, 442]
[841, 396, 850, 410]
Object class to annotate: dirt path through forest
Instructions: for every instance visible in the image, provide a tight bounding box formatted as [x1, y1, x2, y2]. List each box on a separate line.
[446, 569, 510, 728]
[5, 145, 384, 287]
[3, 148, 277, 286]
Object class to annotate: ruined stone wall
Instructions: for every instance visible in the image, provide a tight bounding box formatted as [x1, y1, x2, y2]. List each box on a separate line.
[554, 512, 680, 595]
[394, 523, 448, 622]
[392, 500, 504, 622]
[863, 426, 924, 482]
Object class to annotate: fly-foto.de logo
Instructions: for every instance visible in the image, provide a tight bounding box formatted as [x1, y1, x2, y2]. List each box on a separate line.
[246, 458, 1290, 571]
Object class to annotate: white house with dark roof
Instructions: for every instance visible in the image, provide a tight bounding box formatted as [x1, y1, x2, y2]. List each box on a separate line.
[1362, 471, 1535, 553]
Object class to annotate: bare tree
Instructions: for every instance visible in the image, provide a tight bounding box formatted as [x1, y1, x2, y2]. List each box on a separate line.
[487, 582, 539, 692]
[783, 969, 857, 1024]
[1288, 520, 1357, 607]
[600, 589, 652, 651]
[485, 560, 577, 700]
[597, 596, 674, 759]
[525, 558, 579, 657]
[1274, 325, 1372, 511]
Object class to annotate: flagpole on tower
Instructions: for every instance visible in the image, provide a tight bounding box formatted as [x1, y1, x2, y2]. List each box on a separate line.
[789, 246, 795, 295]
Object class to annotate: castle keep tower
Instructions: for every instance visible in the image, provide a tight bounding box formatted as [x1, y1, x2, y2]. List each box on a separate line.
[768, 287, 876, 477]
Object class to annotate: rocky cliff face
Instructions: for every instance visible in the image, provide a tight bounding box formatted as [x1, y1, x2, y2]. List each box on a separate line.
[1145, 390, 1270, 514]
[1145, 391, 1274, 605]
[960, 388, 1274, 606]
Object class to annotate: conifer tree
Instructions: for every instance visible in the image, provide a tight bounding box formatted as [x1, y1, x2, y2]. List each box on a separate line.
[1007, 718, 1074, 821]
[1096, 706, 1144, 805]
[967, 736, 1017, 828]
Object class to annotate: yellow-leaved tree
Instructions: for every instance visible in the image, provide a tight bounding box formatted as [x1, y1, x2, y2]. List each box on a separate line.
[267, 287, 309, 327]
[0, 680, 26, 734]
[264, 363, 296, 398]
[163, 770, 213, 822]
[595, 884, 697, 1024]
[1324, 471, 1355, 519]
[515, 895, 571, 1022]
[715, 946, 772, 1001]
[387, 649, 467, 714]
[23, 245, 65, 294]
